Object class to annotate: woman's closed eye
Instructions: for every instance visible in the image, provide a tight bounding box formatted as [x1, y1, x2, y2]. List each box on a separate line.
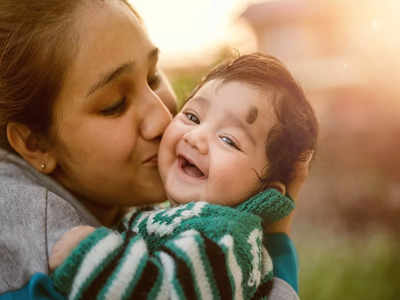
[100, 97, 127, 116]
[220, 135, 241, 151]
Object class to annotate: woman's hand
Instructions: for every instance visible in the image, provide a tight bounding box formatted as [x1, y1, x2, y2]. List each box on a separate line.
[49, 225, 95, 272]
[264, 152, 313, 235]
[286, 151, 313, 200]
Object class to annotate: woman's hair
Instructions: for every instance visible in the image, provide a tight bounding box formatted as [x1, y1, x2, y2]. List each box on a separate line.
[0, 0, 140, 153]
[189, 53, 319, 186]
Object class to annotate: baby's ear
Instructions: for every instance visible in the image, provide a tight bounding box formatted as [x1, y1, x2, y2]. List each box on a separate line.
[268, 181, 286, 195]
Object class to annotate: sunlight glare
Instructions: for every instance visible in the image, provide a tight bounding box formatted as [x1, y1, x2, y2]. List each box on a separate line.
[130, 0, 255, 65]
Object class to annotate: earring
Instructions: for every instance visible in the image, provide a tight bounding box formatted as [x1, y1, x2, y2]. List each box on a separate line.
[40, 162, 46, 170]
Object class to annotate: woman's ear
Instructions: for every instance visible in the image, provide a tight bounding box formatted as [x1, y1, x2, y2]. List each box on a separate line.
[268, 181, 286, 195]
[7, 122, 57, 174]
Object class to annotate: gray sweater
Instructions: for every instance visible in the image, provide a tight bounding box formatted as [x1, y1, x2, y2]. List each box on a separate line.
[0, 148, 100, 293]
[0, 148, 299, 299]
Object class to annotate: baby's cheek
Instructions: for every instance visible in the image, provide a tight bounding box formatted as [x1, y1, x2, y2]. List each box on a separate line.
[211, 163, 258, 206]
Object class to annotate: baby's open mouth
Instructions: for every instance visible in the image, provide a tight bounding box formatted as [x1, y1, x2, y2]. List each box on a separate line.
[178, 155, 205, 178]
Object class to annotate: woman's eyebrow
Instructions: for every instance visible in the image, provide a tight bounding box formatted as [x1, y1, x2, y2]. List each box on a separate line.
[86, 61, 134, 97]
[86, 48, 159, 98]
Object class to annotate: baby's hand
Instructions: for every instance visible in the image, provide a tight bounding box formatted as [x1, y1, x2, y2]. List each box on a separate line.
[49, 225, 95, 271]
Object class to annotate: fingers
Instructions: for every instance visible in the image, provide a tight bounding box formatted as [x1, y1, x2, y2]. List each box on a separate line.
[265, 151, 313, 235]
[287, 151, 314, 201]
[49, 225, 95, 272]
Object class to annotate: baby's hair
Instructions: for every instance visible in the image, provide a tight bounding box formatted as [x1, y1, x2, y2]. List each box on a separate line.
[188, 53, 319, 187]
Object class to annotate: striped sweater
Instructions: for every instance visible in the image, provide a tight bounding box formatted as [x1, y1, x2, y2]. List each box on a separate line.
[52, 189, 294, 300]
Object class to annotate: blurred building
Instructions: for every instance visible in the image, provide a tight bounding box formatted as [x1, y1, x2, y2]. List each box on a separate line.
[241, 0, 400, 234]
[241, 0, 368, 98]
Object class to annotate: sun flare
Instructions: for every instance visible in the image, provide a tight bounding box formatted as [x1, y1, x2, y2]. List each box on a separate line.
[130, 0, 259, 66]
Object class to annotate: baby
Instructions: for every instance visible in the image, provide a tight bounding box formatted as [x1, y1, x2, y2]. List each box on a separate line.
[50, 53, 318, 299]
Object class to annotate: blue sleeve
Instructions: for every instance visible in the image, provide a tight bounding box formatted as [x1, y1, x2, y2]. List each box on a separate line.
[0, 273, 66, 300]
[264, 233, 298, 292]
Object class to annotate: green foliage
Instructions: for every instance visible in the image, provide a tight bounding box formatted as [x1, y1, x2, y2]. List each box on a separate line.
[171, 73, 204, 109]
[169, 49, 239, 109]
[297, 234, 400, 300]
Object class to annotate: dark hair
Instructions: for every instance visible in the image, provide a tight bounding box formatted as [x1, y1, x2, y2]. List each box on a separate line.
[190, 53, 319, 186]
[0, 0, 140, 153]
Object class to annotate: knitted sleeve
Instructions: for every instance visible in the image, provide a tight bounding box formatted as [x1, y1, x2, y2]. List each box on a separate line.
[52, 189, 293, 300]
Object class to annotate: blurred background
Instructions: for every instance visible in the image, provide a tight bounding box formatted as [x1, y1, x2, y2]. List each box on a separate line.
[132, 0, 400, 298]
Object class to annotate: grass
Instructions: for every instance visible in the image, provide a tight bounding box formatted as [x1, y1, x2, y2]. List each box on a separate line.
[171, 72, 204, 108]
[297, 232, 400, 300]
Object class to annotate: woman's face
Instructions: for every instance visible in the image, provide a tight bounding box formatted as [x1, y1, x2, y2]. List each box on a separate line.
[48, 0, 175, 210]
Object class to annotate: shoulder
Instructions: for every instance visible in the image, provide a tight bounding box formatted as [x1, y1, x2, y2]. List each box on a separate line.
[0, 154, 48, 293]
[0, 149, 51, 232]
[0, 149, 99, 292]
[268, 278, 300, 300]
[0, 149, 98, 227]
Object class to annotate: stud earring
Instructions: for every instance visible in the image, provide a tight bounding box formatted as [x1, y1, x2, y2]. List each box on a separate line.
[40, 162, 46, 170]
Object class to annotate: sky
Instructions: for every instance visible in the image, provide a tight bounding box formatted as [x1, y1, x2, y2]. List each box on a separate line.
[130, 0, 400, 72]
[130, 0, 263, 66]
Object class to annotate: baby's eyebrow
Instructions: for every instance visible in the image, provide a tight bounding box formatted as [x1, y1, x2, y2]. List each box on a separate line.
[225, 111, 256, 146]
[246, 106, 258, 124]
[191, 96, 209, 107]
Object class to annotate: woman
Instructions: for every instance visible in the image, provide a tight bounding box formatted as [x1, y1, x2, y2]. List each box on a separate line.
[0, 0, 305, 298]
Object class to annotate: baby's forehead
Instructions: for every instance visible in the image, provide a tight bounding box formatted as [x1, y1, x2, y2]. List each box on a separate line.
[189, 78, 278, 121]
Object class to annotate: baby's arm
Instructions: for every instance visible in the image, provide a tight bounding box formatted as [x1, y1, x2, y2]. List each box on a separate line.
[50, 193, 292, 300]
[50, 211, 261, 300]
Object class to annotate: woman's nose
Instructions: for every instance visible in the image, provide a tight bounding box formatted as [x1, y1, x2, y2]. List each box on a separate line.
[139, 88, 173, 141]
[183, 128, 208, 155]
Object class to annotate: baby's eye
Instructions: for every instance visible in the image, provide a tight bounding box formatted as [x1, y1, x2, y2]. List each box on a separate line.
[147, 72, 161, 90]
[220, 136, 240, 150]
[100, 97, 127, 116]
[184, 112, 200, 124]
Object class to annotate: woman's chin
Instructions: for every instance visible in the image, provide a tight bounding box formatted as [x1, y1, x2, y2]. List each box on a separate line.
[141, 186, 167, 205]
[133, 172, 168, 205]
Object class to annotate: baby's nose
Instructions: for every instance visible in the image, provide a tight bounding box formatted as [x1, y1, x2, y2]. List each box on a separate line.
[183, 130, 208, 155]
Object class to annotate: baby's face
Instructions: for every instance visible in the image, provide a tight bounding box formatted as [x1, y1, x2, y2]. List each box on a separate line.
[158, 79, 277, 206]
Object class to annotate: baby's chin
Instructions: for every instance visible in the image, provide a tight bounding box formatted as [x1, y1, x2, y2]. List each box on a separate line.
[168, 197, 179, 207]
[167, 195, 192, 207]
[167, 192, 203, 207]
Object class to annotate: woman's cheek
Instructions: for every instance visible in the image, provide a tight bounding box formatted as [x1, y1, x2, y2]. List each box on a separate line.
[101, 117, 139, 160]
